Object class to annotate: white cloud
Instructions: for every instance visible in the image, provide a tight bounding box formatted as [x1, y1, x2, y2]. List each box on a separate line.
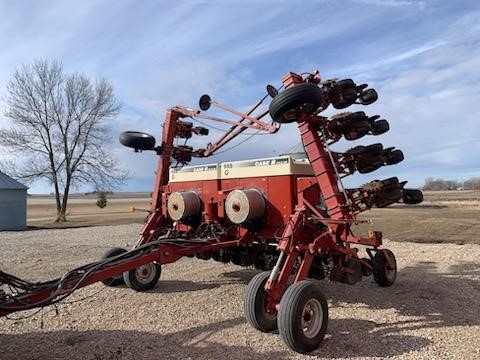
[346, 0, 426, 9]
[0, 1, 478, 192]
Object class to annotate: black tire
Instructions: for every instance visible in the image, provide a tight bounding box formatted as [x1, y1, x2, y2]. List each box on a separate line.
[363, 143, 383, 153]
[349, 143, 383, 155]
[403, 189, 423, 204]
[101, 247, 128, 287]
[375, 187, 402, 207]
[385, 149, 404, 165]
[372, 119, 389, 135]
[244, 271, 278, 332]
[123, 262, 161, 291]
[357, 156, 384, 174]
[381, 177, 399, 187]
[332, 88, 358, 109]
[343, 120, 371, 141]
[335, 79, 355, 89]
[269, 83, 324, 123]
[345, 111, 367, 122]
[345, 145, 365, 156]
[278, 280, 328, 354]
[384, 188, 403, 201]
[119, 131, 156, 150]
[372, 250, 397, 287]
[358, 88, 378, 105]
[343, 126, 370, 141]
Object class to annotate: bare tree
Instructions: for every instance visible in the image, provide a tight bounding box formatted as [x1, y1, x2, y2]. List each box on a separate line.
[423, 177, 461, 191]
[464, 177, 480, 190]
[0, 59, 127, 222]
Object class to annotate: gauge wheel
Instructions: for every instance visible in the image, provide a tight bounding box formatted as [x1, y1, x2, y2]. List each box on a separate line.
[335, 79, 355, 89]
[343, 120, 371, 140]
[356, 156, 384, 174]
[244, 271, 278, 332]
[403, 189, 424, 204]
[359, 88, 378, 105]
[381, 177, 399, 187]
[372, 119, 390, 135]
[362, 143, 383, 153]
[332, 88, 358, 109]
[278, 280, 329, 354]
[123, 262, 162, 291]
[384, 187, 403, 201]
[100, 247, 128, 287]
[345, 111, 367, 122]
[349, 142, 383, 155]
[345, 145, 366, 156]
[372, 249, 397, 287]
[375, 188, 403, 207]
[385, 149, 404, 165]
[269, 83, 324, 123]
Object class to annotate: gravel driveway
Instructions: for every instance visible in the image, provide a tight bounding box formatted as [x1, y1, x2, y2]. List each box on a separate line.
[0, 224, 479, 359]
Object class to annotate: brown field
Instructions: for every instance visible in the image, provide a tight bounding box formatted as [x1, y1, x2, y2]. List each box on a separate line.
[27, 193, 151, 228]
[355, 190, 480, 245]
[28, 190, 480, 244]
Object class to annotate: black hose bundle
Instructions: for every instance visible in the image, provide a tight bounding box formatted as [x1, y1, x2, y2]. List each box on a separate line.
[0, 234, 209, 312]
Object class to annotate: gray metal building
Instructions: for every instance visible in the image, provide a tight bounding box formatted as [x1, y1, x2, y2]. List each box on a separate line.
[0, 171, 28, 231]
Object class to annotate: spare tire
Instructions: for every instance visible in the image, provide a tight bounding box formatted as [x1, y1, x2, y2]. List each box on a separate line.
[269, 83, 324, 123]
[119, 131, 156, 150]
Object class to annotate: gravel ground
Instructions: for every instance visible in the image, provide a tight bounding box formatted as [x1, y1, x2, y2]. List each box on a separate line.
[0, 224, 479, 360]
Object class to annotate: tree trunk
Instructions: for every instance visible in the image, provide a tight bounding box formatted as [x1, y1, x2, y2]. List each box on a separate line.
[52, 171, 63, 222]
[54, 192, 62, 221]
[57, 174, 72, 223]
[54, 212, 67, 223]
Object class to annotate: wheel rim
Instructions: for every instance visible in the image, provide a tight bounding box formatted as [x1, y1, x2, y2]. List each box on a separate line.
[301, 298, 323, 338]
[283, 109, 297, 121]
[135, 263, 157, 285]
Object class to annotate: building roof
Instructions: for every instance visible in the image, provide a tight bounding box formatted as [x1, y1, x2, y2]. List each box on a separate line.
[0, 171, 28, 190]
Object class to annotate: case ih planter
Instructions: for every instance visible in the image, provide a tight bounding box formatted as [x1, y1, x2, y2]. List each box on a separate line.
[0, 70, 422, 354]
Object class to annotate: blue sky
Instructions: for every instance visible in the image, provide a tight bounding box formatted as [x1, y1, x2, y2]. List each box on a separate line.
[0, 0, 478, 193]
